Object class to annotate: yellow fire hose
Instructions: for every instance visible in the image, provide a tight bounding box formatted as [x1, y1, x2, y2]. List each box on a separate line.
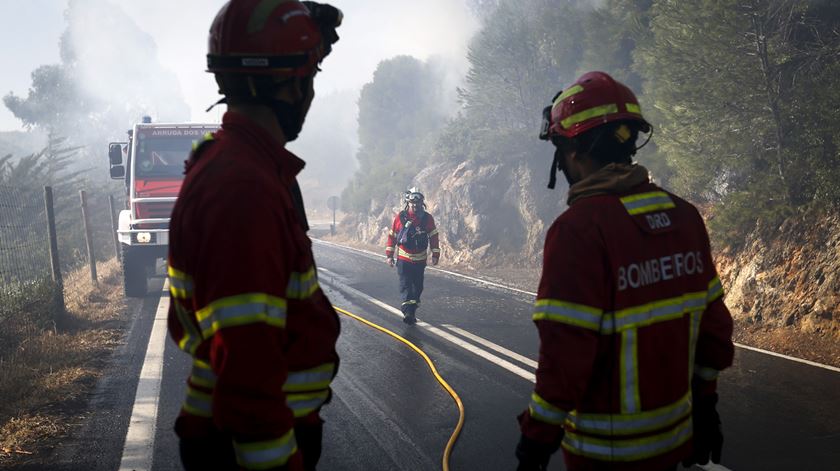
[333, 306, 465, 471]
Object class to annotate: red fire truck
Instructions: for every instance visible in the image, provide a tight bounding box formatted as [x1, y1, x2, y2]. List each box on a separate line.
[108, 117, 218, 297]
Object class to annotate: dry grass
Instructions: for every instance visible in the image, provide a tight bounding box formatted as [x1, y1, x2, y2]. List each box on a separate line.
[0, 257, 126, 465]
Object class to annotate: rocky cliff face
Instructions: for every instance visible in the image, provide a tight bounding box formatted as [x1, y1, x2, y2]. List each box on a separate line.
[716, 210, 840, 340]
[342, 159, 564, 269]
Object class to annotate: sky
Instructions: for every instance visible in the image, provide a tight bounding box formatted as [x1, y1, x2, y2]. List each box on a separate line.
[0, 0, 480, 132]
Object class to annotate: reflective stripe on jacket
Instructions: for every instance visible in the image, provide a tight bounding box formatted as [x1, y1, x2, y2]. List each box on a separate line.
[385, 210, 440, 264]
[521, 175, 733, 471]
[167, 111, 340, 470]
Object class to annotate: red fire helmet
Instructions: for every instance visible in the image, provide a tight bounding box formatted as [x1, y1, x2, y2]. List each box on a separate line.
[540, 71, 651, 140]
[207, 0, 342, 78]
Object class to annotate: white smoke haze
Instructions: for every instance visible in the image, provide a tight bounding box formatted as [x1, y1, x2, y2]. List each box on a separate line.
[1, 0, 481, 196]
[65, 0, 191, 128]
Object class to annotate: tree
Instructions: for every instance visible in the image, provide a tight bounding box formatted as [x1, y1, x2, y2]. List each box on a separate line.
[4, 0, 190, 178]
[342, 56, 453, 212]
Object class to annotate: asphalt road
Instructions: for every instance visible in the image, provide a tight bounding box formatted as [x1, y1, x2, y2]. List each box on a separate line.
[19, 240, 840, 471]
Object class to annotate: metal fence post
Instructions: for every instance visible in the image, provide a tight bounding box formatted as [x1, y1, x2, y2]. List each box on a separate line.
[44, 186, 65, 317]
[80, 190, 97, 284]
[109, 194, 121, 261]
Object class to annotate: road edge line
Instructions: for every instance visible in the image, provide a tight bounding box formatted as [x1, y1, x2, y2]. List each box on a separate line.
[118, 282, 170, 471]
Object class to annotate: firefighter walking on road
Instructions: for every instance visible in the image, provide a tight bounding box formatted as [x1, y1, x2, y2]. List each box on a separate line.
[166, 2, 343, 470]
[515, 71, 734, 471]
[385, 188, 440, 324]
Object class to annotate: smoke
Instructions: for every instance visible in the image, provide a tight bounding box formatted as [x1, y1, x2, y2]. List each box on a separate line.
[64, 0, 190, 128]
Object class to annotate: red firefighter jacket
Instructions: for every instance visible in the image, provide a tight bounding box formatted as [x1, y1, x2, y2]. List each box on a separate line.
[385, 210, 440, 264]
[167, 111, 340, 470]
[520, 164, 734, 471]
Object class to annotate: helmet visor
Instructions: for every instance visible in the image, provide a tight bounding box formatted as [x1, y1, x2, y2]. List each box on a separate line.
[539, 105, 552, 140]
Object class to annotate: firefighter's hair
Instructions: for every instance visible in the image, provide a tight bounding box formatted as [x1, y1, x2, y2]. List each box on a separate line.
[553, 120, 641, 166]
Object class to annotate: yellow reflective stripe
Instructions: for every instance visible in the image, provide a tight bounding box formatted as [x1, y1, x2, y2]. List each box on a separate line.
[431, 248, 441, 253]
[401, 300, 418, 306]
[286, 267, 319, 299]
[567, 392, 691, 436]
[561, 104, 618, 129]
[388, 229, 396, 237]
[554, 84, 584, 108]
[191, 132, 215, 151]
[428, 228, 439, 237]
[196, 293, 287, 338]
[190, 359, 217, 388]
[168, 265, 194, 299]
[533, 299, 603, 331]
[562, 415, 692, 461]
[234, 429, 297, 470]
[398, 248, 428, 261]
[247, 0, 295, 34]
[174, 302, 202, 355]
[707, 276, 723, 303]
[620, 329, 641, 413]
[694, 365, 720, 381]
[285, 390, 330, 418]
[626, 103, 642, 114]
[283, 363, 336, 392]
[688, 310, 702, 382]
[620, 191, 676, 215]
[529, 392, 569, 425]
[182, 385, 212, 418]
[602, 292, 707, 334]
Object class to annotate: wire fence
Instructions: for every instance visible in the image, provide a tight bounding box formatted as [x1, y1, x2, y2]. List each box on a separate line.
[0, 184, 119, 361]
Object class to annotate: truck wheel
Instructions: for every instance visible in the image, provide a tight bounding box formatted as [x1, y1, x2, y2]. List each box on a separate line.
[122, 245, 147, 297]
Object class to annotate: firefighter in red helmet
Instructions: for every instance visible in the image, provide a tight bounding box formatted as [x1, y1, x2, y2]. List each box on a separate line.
[166, 2, 342, 470]
[515, 71, 734, 471]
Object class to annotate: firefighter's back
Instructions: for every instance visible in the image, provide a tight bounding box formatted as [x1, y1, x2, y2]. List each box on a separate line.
[556, 181, 717, 470]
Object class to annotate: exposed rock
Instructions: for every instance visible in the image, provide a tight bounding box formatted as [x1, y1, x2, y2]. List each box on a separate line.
[717, 209, 840, 339]
[341, 159, 564, 269]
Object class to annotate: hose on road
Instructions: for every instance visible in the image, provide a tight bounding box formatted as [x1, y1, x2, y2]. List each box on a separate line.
[333, 305, 465, 471]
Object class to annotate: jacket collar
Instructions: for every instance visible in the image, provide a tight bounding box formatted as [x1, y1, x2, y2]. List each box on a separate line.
[567, 163, 650, 205]
[221, 111, 306, 177]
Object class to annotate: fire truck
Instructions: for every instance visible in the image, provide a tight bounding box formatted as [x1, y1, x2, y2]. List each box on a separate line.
[108, 117, 219, 297]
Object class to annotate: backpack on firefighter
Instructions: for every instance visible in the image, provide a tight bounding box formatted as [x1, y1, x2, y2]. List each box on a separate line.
[396, 210, 429, 252]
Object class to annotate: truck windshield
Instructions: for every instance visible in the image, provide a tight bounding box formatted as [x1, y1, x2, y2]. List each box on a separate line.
[134, 135, 198, 179]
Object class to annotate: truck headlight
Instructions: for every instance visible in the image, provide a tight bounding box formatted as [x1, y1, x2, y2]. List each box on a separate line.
[136, 232, 152, 243]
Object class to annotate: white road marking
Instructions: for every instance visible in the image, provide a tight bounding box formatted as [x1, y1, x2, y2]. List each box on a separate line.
[734, 343, 840, 373]
[119, 282, 170, 471]
[698, 463, 734, 471]
[441, 324, 538, 369]
[314, 238, 536, 296]
[314, 238, 840, 374]
[318, 267, 535, 383]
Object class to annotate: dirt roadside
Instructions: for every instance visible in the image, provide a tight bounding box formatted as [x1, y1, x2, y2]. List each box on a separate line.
[0, 258, 127, 467]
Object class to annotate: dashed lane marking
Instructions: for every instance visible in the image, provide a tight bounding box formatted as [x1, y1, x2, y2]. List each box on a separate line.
[318, 267, 536, 383]
[441, 324, 538, 369]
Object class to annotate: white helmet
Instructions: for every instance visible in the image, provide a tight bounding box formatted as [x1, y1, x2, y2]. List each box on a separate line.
[405, 187, 424, 203]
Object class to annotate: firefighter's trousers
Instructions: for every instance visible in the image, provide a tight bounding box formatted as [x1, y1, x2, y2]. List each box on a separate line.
[397, 259, 425, 316]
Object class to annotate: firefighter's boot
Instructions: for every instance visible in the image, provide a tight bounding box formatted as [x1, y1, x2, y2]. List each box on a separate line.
[402, 302, 417, 325]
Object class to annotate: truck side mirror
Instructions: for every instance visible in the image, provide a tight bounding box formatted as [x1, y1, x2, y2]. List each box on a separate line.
[110, 165, 125, 179]
[109, 143, 125, 165]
